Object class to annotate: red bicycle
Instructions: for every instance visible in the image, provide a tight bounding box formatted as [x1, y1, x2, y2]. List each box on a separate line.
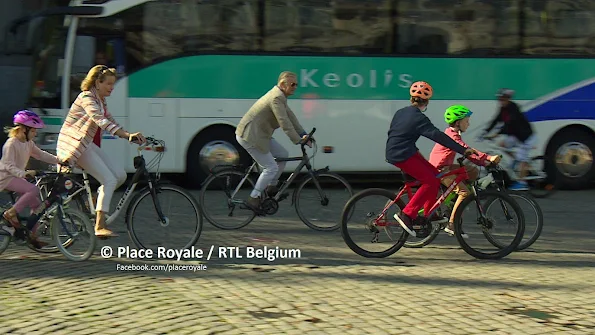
[340, 156, 526, 260]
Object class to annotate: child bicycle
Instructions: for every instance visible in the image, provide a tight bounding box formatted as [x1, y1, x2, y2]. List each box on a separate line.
[0, 168, 95, 261]
[340, 155, 526, 260]
[1, 171, 82, 254]
[403, 161, 543, 251]
[200, 128, 353, 231]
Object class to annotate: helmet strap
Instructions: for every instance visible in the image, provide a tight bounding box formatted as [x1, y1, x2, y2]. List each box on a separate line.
[24, 126, 32, 141]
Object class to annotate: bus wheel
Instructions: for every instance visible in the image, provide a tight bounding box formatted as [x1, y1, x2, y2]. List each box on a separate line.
[547, 129, 595, 190]
[186, 127, 249, 189]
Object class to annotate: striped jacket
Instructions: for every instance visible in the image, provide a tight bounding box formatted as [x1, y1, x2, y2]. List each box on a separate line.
[56, 88, 124, 165]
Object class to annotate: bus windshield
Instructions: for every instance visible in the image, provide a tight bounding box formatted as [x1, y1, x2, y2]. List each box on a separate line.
[28, 15, 69, 110]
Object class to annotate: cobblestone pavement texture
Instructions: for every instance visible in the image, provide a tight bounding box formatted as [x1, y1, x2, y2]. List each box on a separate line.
[1, 185, 594, 334]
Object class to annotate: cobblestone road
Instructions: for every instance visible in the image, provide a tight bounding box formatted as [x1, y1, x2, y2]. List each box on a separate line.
[1, 185, 594, 334]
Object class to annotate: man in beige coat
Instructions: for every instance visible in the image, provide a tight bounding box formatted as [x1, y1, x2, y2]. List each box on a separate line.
[235, 71, 311, 210]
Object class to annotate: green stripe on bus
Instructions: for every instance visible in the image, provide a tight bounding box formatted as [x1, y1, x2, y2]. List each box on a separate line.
[128, 55, 595, 100]
[40, 117, 63, 125]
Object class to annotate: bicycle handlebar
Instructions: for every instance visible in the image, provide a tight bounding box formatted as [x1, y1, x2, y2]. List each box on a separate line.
[137, 136, 166, 152]
[299, 127, 317, 155]
[302, 128, 316, 144]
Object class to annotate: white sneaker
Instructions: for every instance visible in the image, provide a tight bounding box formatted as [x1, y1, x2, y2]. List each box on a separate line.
[393, 212, 416, 237]
[444, 226, 468, 239]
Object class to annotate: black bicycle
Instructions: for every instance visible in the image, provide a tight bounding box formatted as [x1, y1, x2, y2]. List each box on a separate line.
[479, 164, 544, 251]
[199, 128, 353, 231]
[0, 170, 95, 261]
[51, 137, 203, 252]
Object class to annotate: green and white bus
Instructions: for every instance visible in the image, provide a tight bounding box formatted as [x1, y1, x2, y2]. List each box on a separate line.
[11, 0, 595, 188]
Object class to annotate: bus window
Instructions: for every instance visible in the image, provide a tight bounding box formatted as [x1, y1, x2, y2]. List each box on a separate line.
[523, 1, 595, 56]
[75, 1, 179, 80]
[180, 0, 260, 52]
[264, 0, 393, 54]
[28, 16, 68, 109]
[397, 0, 521, 56]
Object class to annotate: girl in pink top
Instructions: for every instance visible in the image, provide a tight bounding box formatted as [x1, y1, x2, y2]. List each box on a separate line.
[0, 110, 59, 248]
[428, 105, 501, 236]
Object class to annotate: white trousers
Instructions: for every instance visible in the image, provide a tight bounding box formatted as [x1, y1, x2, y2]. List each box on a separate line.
[77, 143, 127, 212]
[236, 135, 288, 198]
[502, 134, 537, 162]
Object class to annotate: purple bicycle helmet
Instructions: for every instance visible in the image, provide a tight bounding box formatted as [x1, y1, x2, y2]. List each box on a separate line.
[13, 110, 45, 129]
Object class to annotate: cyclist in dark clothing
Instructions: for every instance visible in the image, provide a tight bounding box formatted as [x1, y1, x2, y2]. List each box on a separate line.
[387, 81, 477, 237]
[482, 88, 536, 190]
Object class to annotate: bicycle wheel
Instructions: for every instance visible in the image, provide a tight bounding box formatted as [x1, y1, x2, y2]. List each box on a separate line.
[0, 229, 10, 254]
[341, 188, 408, 258]
[403, 184, 452, 248]
[483, 191, 543, 251]
[27, 217, 75, 254]
[11, 192, 74, 254]
[403, 222, 443, 248]
[294, 172, 353, 231]
[127, 184, 202, 251]
[52, 207, 96, 262]
[453, 189, 525, 260]
[199, 169, 257, 230]
[526, 156, 559, 198]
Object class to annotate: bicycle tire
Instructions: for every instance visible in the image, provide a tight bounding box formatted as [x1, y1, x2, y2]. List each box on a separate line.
[340, 188, 408, 258]
[294, 172, 353, 232]
[13, 185, 80, 254]
[127, 184, 203, 250]
[453, 189, 525, 260]
[10, 192, 61, 254]
[199, 169, 257, 230]
[26, 219, 75, 254]
[483, 191, 543, 251]
[0, 231, 10, 254]
[52, 207, 96, 262]
[403, 222, 443, 248]
[49, 187, 93, 253]
[403, 182, 453, 248]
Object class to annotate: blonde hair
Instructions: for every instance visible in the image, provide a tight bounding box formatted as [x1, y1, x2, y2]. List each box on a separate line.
[4, 125, 24, 138]
[80, 65, 117, 91]
[278, 71, 297, 85]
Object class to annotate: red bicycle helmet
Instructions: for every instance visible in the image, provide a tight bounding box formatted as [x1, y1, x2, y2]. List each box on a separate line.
[410, 81, 433, 100]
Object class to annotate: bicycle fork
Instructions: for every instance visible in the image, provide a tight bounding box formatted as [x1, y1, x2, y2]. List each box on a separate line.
[472, 186, 513, 231]
[306, 169, 330, 207]
[147, 180, 169, 227]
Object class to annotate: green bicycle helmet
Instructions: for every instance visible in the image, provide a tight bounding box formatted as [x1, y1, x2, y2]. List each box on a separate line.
[444, 105, 473, 124]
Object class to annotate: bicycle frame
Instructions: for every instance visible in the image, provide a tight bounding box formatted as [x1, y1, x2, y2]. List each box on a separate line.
[373, 159, 475, 227]
[228, 128, 320, 204]
[35, 138, 167, 226]
[26, 173, 77, 239]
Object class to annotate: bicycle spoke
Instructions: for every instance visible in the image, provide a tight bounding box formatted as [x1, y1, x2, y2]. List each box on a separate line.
[128, 185, 202, 250]
[341, 188, 408, 258]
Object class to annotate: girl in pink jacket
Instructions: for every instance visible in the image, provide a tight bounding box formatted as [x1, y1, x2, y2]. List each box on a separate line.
[0, 110, 59, 248]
